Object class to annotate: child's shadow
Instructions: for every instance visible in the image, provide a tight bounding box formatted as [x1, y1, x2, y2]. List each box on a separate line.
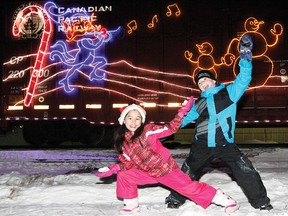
[96, 175, 117, 184]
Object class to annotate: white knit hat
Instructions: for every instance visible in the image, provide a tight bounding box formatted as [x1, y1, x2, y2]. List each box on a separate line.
[118, 104, 146, 125]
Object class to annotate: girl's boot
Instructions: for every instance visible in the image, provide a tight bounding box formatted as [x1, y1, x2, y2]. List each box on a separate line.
[212, 189, 240, 213]
[119, 197, 140, 215]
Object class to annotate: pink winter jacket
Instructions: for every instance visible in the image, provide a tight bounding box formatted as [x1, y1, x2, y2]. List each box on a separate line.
[118, 114, 182, 178]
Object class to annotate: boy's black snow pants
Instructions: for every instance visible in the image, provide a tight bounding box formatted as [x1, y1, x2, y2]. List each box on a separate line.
[167, 143, 270, 209]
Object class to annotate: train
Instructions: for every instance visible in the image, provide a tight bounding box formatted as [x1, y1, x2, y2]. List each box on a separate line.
[1, 0, 287, 147]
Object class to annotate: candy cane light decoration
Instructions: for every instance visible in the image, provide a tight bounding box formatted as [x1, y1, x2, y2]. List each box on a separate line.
[12, 4, 53, 107]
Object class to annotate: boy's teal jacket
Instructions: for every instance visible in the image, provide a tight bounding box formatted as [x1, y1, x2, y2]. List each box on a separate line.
[182, 59, 252, 147]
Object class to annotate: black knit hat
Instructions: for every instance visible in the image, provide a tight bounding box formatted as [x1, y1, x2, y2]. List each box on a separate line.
[194, 70, 216, 86]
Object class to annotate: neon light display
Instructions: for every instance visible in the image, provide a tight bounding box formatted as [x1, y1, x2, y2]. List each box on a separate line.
[147, 15, 158, 29]
[127, 20, 137, 34]
[49, 26, 122, 93]
[12, 4, 53, 107]
[44, 2, 108, 42]
[126, 3, 181, 34]
[61, 13, 108, 43]
[4, 2, 287, 112]
[166, 3, 181, 17]
[184, 42, 235, 83]
[44, 2, 122, 93]
[8, 59, 194, 107]
[225, 17, 283, 88]
[184, 17, 284, 87]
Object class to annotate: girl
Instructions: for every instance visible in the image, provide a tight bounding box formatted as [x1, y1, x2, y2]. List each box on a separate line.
[96, 98, 239, 215]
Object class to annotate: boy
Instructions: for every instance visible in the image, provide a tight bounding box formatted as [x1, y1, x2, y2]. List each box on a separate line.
[165, 34, 273, 211]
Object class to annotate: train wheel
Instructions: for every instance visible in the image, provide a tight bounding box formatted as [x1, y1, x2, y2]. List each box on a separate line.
[23, 122, 47, 146]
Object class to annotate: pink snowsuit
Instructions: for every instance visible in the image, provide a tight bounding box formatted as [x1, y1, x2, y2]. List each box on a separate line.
[116, 114, 217, 209]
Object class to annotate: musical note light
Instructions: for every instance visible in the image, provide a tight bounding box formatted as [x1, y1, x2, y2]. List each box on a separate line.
[127, 20, 137, 34]
[147, 15, 158, 29]
[166, 3, 181, 17]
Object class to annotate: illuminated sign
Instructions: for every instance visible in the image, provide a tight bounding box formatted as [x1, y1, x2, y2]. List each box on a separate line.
[44, 2, 112, 32]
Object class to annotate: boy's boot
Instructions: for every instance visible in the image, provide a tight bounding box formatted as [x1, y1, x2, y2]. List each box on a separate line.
[259, 203, 273, 211]
[165, 193, 185, 208]
[119, 197, 140, 215]
[212, 189, 240, 213]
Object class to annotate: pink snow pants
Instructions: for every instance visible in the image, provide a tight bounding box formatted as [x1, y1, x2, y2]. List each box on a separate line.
[116, 167, 216, 209]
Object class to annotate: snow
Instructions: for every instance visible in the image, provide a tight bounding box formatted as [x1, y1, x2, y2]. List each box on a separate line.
[0, 146, 288, 216]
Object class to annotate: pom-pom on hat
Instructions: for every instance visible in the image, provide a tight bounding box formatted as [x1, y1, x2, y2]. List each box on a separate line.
[194, 70, 216, 87]
[118, 104, 146, 125]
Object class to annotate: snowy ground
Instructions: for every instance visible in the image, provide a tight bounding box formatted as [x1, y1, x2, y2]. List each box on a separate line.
[0, 146, 288, 216]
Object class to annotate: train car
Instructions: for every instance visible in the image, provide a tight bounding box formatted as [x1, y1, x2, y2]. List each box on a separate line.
[0, 0, 287, 147]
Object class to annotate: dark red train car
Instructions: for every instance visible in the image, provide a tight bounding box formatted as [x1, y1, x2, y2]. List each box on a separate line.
[1, 0, 287, 147]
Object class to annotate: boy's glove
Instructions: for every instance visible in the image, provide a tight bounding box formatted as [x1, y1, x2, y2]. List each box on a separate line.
[95, 164, 120, 178]
[178, 96, 194, 117]
[240, 34, 253, 61]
